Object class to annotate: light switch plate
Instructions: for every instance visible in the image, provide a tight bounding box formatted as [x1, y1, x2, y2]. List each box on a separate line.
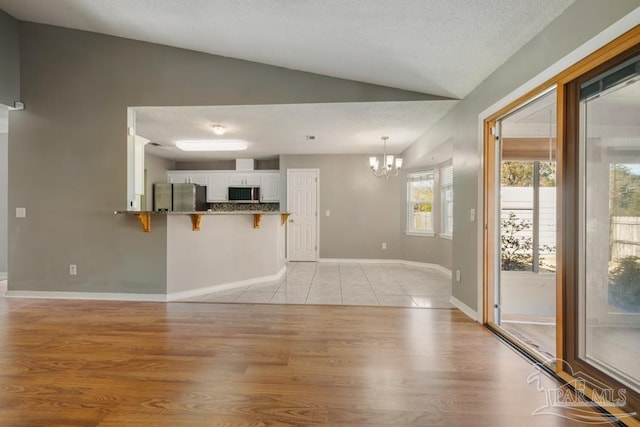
[470, 209, 476, 222]
[16, 207, 26, 218]
[326, 210, 331, 216]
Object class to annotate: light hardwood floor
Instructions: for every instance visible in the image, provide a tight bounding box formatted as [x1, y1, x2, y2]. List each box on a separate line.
[0, 294, 619, 426]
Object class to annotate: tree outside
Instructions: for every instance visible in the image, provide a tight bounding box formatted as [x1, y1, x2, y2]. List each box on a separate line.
[500, 161, 557, 271]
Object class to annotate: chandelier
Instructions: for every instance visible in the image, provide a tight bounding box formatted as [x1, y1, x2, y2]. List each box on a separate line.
[369, 136, 403, 178]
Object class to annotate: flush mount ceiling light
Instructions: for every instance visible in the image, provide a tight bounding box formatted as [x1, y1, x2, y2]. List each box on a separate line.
[176, 140, 247, 151]
[369, 136, 403, 178]
[210, 124, 226, 135]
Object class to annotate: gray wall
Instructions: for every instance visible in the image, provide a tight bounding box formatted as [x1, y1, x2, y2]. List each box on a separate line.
[402, 0, 640, 310]
[400, 164, 453, 270]
[280, 154, 453, 267]
[280, 154, 404, 259]
[9, 22, 435, 293]
[174, 158, 279, 171]
[144, 152, 175, 211]
[0, 106, 7, 275]
[0, 9, 19, 107]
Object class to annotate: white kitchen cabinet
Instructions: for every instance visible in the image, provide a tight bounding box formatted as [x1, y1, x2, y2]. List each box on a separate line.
[228, 173, 261, 187]
[167, 172, 189, 184]
[166, 170, 280, 203]
[167, 171, 208, 186]
[207, 173, 229, 202]
[260, 173, 280, 202]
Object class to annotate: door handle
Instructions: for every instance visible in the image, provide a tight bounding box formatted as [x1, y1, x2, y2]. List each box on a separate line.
[289, 219, 294, 223]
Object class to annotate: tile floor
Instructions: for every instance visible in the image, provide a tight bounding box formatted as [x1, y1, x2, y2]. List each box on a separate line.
[181, 262, 454, 308]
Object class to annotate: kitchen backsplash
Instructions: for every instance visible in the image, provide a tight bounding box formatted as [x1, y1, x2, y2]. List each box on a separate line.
[209, 203, 280, 212]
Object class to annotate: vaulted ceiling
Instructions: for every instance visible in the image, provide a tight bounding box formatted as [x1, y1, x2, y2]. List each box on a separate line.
[0, 0, 576, 160]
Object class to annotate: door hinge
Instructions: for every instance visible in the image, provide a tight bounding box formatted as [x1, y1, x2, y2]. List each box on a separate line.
[315, 246, 318, 250]
[315, 177, 318, 182]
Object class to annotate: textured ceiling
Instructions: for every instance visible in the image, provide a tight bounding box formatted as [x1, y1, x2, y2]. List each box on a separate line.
[0, 0, 576, 161]
[0, 0, 574, 99]
[137, 101, 457, 161]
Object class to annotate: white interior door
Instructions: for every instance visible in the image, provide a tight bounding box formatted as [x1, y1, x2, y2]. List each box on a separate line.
[287, 169, 318, 261]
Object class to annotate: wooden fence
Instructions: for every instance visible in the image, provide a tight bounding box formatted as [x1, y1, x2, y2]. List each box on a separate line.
[611, 216, 640, 258]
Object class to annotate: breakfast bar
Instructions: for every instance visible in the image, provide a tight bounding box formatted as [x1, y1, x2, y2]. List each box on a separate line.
[116, 210, 291, 232]
[115, 210, 289, 300]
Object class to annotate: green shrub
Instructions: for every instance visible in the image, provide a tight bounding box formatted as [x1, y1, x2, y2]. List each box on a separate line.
[501, 212, 534, 271]
[501, 212, 555, 271]
[609, 256, 640, 313]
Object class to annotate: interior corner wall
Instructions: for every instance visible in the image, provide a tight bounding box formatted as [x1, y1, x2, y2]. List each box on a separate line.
[402, 0, 640, 311]
[0, 9, 20, 106]
[9, 22, 434, 294]
[0, 106, 7, 275]
[145, 152, 176, 211]
[280, 154, 405, 260]
[399, 166, 453, 271]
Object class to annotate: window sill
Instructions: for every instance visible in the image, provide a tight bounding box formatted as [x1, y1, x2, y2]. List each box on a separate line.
[405, 231, 435, 237]
[439, 233, 453, 240]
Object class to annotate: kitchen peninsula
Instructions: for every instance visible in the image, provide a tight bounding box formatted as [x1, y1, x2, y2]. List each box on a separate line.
[116, 209, 290, 301]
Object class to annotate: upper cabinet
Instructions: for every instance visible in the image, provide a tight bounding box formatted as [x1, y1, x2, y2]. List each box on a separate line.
[228, 174, 261, 187]
[166, 170, 280, 203]
[168, 171, 208, 187]
[207, 173, 229, 202]
[260, 172, 280, 202]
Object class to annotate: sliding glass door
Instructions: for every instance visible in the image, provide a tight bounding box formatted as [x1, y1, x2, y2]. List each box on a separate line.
[488, 89, 558, 359]
[577, 53, 640, 397]
[484, 27, 640, 422]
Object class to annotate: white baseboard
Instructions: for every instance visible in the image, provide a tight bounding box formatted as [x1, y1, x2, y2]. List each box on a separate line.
[4, 290, 166, 302]
[449, 295, 480, 322]
[4, 266, 288, 302]
[319, 258, 452, 279]
[166, 265, 287, 301]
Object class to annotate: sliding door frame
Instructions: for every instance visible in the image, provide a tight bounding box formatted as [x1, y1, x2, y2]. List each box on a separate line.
[563, 40, 640, 421]
[483, 25, 640, 425]
[483, 86, 559, 362]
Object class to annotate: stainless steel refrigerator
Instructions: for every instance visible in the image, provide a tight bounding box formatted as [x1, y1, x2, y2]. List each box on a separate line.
[153, 183, 207, 211]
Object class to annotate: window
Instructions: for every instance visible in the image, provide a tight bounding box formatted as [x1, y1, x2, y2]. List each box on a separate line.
[407, 171, 434, 235]
[440, 164, 453, 237]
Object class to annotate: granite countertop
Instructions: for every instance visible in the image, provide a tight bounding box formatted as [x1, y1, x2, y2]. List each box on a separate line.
[115, 211, 290, 215]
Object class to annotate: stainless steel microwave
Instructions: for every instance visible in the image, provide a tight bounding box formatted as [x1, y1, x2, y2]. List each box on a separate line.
[228, 186, 260, 203]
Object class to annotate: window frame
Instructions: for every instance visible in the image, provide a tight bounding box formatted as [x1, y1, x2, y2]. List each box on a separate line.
[440, 163, 454, 239]
[406, 171, 435, 236]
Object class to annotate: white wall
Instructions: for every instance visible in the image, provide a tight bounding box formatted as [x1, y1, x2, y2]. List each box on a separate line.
[0, 105, 7, 277]
[166, 214, 285, 297]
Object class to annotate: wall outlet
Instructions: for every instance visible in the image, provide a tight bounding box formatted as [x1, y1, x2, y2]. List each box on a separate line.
[382, 242, 387, 250]
[470, 208, 476, 222]
[69, 264, 77, 276]
[456, 270, 461, 282]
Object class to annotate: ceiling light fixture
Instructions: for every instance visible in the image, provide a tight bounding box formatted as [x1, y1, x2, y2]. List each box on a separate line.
[176, 140, 247, 151]
[210, 124, 226, 135]
[369, 136, 403, 178]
